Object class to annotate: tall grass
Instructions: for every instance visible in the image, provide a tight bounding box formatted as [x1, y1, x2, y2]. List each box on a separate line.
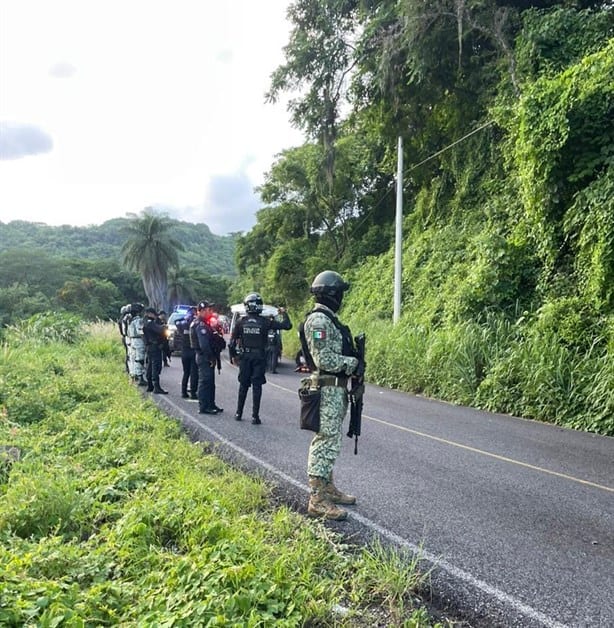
[0, 318, 445, 626]
[338, 305, 613, 435]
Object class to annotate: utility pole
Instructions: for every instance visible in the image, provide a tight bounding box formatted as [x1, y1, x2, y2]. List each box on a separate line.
[390, 122, 493, 323]
[393, 136, 403, 324]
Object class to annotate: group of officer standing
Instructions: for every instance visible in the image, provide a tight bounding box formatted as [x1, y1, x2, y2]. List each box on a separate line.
[118, 303, 170, 394]
[117, 269, 364, 522]
[119, 301, 226, 408]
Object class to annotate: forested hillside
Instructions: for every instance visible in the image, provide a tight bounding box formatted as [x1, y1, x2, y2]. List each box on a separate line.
[235, 1, 613, 434]
[0, 218, 237, 276]
[0, 216, 237, 325]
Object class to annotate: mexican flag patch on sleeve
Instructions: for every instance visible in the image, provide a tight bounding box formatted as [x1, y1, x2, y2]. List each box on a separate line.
[312, 329, 326, 340]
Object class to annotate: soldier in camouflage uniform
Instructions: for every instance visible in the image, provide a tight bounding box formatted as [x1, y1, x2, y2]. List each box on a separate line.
[127, 303, 147, 386]
[303, 271, 359, 521]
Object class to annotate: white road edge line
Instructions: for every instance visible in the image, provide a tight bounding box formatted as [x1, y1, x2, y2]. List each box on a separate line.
[161, 396, 569, 628]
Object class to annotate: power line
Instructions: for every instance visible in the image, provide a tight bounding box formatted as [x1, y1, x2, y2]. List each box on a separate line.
[404, 120, 494, 175]
[351, 120, 494, 234]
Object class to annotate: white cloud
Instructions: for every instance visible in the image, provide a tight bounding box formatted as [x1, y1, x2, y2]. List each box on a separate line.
[0, 121, 53, 160]
[0, 0, 302, 233]
[48, 62, 76, 79]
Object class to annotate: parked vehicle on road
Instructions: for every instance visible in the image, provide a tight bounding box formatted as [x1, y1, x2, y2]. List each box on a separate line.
[168, 305, 193, 354]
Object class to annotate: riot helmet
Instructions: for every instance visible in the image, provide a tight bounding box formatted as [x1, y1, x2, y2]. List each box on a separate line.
[310, 270, 350, 312]
[244, 292, 263, 314]
[131, 303, 144, 315]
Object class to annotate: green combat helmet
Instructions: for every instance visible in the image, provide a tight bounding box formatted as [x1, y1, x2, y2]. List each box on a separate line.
[310, 270, 350, 312]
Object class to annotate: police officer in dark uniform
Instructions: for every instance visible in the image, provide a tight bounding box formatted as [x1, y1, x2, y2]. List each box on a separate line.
[142, 307, 168, 394]
[190, 301, 223, 415]
[229, 293, 292, 425]
[175, 306, 198, 399]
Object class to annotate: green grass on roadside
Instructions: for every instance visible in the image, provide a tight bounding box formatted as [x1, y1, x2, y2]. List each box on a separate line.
[0, 316, 446, 627]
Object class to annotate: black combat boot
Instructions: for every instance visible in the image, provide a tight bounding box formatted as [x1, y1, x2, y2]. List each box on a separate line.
[234, 385, 248, 421]
[251, 385, 262, 425]
[153, 385, 168, 394]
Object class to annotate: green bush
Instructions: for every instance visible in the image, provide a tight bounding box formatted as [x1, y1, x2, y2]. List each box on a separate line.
[0, 321, 439, 626]
[4, 312, 85, 346]
[0, 465, 93, 540]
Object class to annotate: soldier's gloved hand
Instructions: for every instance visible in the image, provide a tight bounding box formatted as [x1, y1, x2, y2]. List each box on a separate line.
[345, 357, 359, 375]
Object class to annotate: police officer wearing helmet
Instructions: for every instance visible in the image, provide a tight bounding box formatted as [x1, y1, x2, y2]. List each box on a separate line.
[229, 293, 292, 424]
[301, 270, 359, 521]
[142, 307, 169, 394]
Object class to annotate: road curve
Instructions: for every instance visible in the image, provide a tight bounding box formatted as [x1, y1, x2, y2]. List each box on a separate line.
[150, 357, 614, 628]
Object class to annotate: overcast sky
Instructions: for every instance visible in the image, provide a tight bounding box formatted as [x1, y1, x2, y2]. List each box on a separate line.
[0, 0, 303, 235]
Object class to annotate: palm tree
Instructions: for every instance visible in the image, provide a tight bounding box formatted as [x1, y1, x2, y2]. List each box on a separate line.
[120, 209, 184, 311]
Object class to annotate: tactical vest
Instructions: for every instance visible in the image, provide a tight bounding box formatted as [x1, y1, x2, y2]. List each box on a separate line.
[128, 316, 143, 338]
[209, 323, 226, 355]
[142, 318, 160, 346]
[240, 315, 266, 350]
[189, 319, 201, 350]
[299, 307, 355, 375]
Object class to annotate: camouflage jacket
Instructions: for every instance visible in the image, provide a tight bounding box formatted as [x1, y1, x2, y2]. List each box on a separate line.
[304, 305, 358, 377]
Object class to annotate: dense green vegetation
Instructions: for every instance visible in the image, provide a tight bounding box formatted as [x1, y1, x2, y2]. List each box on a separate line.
[0, 215, 236, 326]
[0, 217, 236, 275]
[235, 1, 613, 435]
[1, 3, 611, 435]
[0, 317, 442, 626]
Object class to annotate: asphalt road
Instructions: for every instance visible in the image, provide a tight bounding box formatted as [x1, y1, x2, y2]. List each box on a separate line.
[150, 355, 614, 628]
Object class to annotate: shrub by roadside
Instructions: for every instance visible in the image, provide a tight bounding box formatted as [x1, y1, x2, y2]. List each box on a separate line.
[0, 316, 446, 626]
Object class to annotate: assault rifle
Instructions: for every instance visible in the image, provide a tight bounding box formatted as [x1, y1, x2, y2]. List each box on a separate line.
[347, 333, 366, 455]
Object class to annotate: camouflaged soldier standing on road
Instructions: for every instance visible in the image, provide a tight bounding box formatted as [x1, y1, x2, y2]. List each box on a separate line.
[302, 270, 359, 521]
[127, 303, 147, 386]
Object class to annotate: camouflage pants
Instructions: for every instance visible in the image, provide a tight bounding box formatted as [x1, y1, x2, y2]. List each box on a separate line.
[130, 338, 146, 376]
[307, 386, 348, 480]
[125, 337, 134, 375]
